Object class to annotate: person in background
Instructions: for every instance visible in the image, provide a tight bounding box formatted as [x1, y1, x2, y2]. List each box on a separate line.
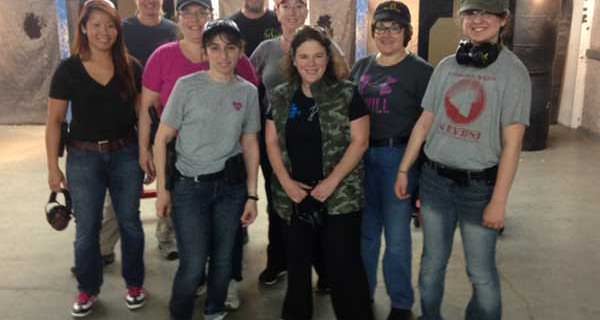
[350, 2, 433, 319]
[395, 0, 531, 319]
[93, 0, 180, 273]
[137, 0, 259, 310]
[229, 0, 281, 58]
[266, 25, 373, 320]
[154, 18, 260, 320]
[46, 0, 145, 317]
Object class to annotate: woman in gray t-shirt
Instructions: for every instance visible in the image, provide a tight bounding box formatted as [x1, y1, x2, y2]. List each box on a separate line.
[395, 1, 531, 319]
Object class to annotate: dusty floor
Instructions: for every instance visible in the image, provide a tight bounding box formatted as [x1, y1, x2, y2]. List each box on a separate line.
[0, 125, 598, 320]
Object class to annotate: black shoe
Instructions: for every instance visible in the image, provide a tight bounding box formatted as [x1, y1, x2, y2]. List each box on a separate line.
[102, 253, 115, 266]
[387, 308, 414, 320]
[315, 278, 331, 295]
[258, 267, 287, 286]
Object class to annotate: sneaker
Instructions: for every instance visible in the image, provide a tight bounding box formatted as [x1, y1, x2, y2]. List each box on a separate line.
[158, 244, 178, 261]
[125, 287, 145, 310]
[205, 311, 228, 320]
[71, 292, 96, 317]
[387, 308, 414, 320]
[258, 267, 286, 286]
[225, 280, 240, 310]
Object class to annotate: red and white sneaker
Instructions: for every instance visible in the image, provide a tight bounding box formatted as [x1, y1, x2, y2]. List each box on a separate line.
[125, 287, 146, 310]
[71, 292, 96, 317]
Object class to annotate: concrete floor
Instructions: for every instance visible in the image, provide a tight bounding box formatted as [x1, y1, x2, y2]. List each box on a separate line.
[0, 125, 599, 320]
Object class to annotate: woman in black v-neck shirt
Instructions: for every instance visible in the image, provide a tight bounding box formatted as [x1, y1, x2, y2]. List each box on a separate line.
[45, 1, 145, 316]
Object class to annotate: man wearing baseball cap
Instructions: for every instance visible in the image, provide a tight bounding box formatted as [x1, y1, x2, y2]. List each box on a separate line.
[176, 0, 212, 11]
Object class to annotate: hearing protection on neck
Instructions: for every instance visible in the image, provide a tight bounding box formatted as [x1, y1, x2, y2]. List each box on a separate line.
[45, 189, 73, 231]
[455, 40, 501, 68]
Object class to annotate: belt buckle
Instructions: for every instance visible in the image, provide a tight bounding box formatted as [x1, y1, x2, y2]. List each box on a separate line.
[97, 140, 109, 152]
[193, 175, 200, 183]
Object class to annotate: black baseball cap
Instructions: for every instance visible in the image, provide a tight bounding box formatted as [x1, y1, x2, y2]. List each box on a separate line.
[177, 0, 212, 11]
[373, 1, 411, 26]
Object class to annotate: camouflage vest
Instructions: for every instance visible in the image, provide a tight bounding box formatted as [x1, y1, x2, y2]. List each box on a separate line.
[269, 79, 364, 222]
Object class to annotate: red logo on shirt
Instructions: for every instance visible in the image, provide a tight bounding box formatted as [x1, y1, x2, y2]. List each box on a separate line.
[444, 79, 485, 124]
[233, 101, 243, 111]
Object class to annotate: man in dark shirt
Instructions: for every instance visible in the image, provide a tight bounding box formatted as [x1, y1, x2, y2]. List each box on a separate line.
[122, 0, 179, 65]
[229, 0, 281, 57]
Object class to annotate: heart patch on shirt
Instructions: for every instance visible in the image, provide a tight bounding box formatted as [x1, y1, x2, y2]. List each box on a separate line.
[233, 101, 243, 111]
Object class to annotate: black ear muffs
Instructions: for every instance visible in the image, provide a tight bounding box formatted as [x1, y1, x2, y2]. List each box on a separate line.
[45, 189, 73, 231]
[456, 40, 501, 68]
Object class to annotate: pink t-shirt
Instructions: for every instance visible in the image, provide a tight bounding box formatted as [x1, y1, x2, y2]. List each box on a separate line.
[142, 41, 260, 114]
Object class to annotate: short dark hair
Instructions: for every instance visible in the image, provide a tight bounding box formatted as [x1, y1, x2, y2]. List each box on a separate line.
[283, 25, 338, 83]
[202, 19, 244, 49]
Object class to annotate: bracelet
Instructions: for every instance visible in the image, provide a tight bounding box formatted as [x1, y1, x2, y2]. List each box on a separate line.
[247, 195, 259, 201]
[398, 170, 408, 175]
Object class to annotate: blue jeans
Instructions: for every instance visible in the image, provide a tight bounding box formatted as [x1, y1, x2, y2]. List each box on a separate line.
[361, 145, 418, 310]
[66, 143, 144, 295]
[169, 176, 245, 320]
[418, 164, 501, 320]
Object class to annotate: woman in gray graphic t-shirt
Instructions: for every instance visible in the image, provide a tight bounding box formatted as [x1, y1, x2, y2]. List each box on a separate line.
[395, 0, 531, 319]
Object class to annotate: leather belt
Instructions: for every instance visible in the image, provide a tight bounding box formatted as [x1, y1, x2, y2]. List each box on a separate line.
[177, 169, 225, 183]
[370, 135, 409, 148]
[68, 134, 135, 153]
[425, 158, 498, 185]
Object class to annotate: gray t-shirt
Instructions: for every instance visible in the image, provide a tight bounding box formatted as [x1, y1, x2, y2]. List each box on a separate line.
[351, 54, 433, 140]
[161, 72, 261, 176]
[250, 37, 287, 107]
[422, 48, 531, 170]
[122, 16, 178, 65]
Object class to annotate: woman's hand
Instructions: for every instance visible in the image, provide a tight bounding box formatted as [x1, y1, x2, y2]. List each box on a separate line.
[48, 168, 67, 192]
[139, 148, 156, 184]
[241, 200, 258, 227]
[156, 190, 172, 218]
[281, 178, 310, 204]
[310, 177, 340, 202]
[482, 201, 505, 231]
[394, 171, 410, 200]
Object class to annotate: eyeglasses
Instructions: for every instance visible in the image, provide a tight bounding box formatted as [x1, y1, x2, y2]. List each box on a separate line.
[179, 9, 211, 20]
[460, 9, 503, 20]
[373, 24, 403, 35]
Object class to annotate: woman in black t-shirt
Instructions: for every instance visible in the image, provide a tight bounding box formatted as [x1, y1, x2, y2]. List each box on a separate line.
[45, 0, 145, 317]
[265, 26, 373, 320]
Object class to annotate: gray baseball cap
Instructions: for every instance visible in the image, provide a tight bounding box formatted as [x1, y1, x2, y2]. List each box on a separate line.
[177, 0, 212, 11]
[459, 0, 509, 14]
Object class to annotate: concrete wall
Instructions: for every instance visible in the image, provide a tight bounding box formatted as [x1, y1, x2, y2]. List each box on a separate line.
[582, 1, 600, 135]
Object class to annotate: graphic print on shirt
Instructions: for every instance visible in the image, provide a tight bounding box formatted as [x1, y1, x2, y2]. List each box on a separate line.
[233, 101, 243, 111]
[358, 74, 399, 114]
[288, 102, 319, 122]
[438, 75, 492, 143]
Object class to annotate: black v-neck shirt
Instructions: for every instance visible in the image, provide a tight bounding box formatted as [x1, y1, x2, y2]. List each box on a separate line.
[49, 56, 142, 141]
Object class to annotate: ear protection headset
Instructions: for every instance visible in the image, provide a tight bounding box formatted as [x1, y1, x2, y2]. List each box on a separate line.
[45, 189, 73, 231]
[455, 40, 501, 68]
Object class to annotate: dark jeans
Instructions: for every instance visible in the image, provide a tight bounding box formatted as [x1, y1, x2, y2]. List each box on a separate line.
[66, 143, 144, 295]
[169, 176, 245, 320]
[260, 129, 287, 272]
[282, 211, 373, 320]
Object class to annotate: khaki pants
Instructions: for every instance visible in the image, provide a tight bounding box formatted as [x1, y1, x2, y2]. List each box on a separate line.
[100, 194, 177, 256]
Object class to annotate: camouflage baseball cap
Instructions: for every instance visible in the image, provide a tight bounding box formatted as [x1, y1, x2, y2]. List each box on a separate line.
[459, 0, 509, 14]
